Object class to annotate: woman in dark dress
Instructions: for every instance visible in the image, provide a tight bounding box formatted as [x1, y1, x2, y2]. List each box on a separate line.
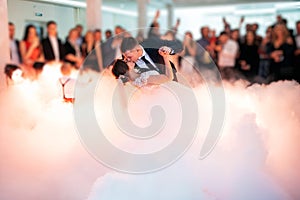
[64, 28, 83, 69]
[239, 30, 259, 82]
[269, 23, 295, 81]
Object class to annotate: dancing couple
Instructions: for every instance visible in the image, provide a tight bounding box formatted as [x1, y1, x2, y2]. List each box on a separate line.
[112, 37, 183, 87]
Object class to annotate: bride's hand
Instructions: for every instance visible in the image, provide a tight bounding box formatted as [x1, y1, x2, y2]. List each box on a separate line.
[158, 46, 171, 57]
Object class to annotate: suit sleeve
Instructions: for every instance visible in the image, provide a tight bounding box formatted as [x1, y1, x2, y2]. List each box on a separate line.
[141, 38, 183, 54]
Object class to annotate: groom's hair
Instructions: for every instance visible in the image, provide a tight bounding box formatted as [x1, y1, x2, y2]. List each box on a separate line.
[111, 59, 129, 79]
[120, 37, 138, 53]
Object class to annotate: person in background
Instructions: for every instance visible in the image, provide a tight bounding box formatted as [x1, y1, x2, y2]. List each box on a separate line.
[64, 28, 83, 69]
[269, 23, 294, 81]
[160, 18, 182, 70]
[252, 23, 263, 46]
[93, 29, 104, 71]
[19, 24, 44, 79]
[147, 10, 161, 40]
[105, 29, 112, 40]
[94, 29, 103, 46]
[114, 25, 124, 36]
[196, 26, 212, 67]
[160, 30, 180, 70]
[197, 26, 210, 50]
[179, 31, 197, 73]
[41, 20, 65, 62]
[81, 30, 103, 72]
[58, 62, 76, 103]
[241, 23, 252, 44]
[293, 20, 300, 83]
[208, 29, 217, 62]
[239, 30, 260, 82]
[75, 24, 84, 46]
[258, 26, 273, 80]
[8, 22, 22, 65]
[215, 31, 239, 81]
[5, 64, 24, 85]
[81, 30, 95, 58]
[230, 29, 242, 69]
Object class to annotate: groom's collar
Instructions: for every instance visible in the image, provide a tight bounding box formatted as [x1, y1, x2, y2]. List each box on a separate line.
[138, 45, 146, 59]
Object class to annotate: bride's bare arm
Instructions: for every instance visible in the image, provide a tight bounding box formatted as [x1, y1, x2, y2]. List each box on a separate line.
[146, 47, 174, 84]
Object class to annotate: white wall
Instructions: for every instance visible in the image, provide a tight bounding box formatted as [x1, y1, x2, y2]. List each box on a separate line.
[101, 11, 137, 34]
[7, 0, 172, 42]
[0, 0, 10, 89]
[174, 2, 300, 40]
[8, 0, 75, 41]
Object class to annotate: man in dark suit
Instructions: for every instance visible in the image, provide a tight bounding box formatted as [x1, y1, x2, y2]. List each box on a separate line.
[120, 37, 183, 81]
[41, 21, 65, 62]
[8, 22, 22, 65]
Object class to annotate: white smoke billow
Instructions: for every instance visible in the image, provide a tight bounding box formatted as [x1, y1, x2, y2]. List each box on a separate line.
[0, 63, 299, 200]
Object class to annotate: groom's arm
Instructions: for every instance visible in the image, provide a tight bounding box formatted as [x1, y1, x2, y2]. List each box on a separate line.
[141, 37, 183, 54]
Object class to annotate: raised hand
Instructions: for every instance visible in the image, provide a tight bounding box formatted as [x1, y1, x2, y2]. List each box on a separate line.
[158, 46, 172, 57]
[155, 10, 160, 19]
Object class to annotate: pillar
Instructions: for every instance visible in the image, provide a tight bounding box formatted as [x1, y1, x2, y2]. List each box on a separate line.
[86, 0, 102, 30]
[166, 3, 174, 29]
[86, 0, 103, 71]
[137, 0, 147, 37]
[0, 0, 10, 89]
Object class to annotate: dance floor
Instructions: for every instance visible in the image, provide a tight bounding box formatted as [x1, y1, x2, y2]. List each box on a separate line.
[0, 63, 299, 200]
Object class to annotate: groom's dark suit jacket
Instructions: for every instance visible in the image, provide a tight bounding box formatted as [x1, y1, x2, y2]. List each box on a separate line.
[41, 37, 65, 61]
[141, 37, 183, 82]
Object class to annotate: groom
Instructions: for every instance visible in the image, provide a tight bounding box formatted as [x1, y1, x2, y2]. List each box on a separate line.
[120, 37, 183, 81]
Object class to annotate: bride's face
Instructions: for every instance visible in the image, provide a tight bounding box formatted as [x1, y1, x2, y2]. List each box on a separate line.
[126, 61, 135, 70]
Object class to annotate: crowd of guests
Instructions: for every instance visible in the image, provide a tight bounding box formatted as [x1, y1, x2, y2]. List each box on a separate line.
[194, 15, 300, 84]
[6, 12, 300, 87]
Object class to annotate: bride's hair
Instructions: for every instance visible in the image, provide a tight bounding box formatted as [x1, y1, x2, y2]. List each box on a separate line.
[111, 59, 129, 79]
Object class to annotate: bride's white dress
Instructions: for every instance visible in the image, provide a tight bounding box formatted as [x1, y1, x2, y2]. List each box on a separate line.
[132, 70, 160, 87]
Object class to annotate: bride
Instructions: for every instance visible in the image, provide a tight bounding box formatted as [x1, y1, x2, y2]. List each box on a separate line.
[111, 47, 174, 87]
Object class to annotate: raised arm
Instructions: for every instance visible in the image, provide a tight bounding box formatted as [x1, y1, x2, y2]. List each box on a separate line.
[145, 47, 174, 85]
[152, 10, 160, 25]
[141, 37, 183, 54]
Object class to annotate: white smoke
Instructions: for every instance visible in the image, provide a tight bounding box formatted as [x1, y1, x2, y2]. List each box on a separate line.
[0, 63, 107, 200]
[0, 63, 299, 200]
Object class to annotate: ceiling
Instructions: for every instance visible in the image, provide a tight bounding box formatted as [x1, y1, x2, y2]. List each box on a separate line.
[78, 0, 299, 8]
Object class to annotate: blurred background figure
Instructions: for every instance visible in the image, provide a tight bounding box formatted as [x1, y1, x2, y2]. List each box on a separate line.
[75, 24, 84, 47]
[42, 21, 65, 62]
[252, 23, 263, 46]
[58, 62, 76, 103]
[8, 22, 22, 65]
[105, 29, 112, 40]
[269, 23, 294, 81]
[294, 20, 300, 82]
[215, 31, 239, 81]
[258, 26, 273, 81]
[179, 31, 197, 74]
[94, 29, 103, 46]
[64, 28, 83, 69]
[148, 10, 161, 40]
[19, 24, 44, 79]
[81, 30, 95, 58]
[4, 64, 24, 85]
[238, 30, 259, 82]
